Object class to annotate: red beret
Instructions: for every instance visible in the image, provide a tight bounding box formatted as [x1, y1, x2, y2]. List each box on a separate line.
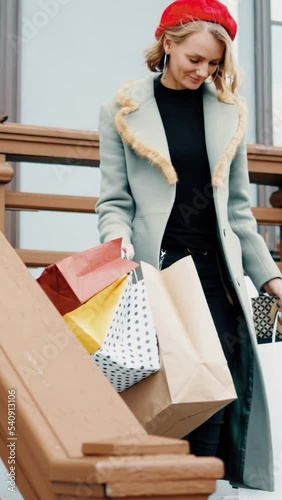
[155, 0, 237, 41]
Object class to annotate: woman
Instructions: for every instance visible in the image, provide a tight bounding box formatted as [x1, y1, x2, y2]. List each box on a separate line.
[96, 0, 282, 492]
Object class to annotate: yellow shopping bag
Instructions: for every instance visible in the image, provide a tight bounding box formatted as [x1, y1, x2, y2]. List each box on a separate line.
[63, 275, 128, 354]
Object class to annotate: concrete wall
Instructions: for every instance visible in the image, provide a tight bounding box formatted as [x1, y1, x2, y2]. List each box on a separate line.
[18, 0, 168, 265]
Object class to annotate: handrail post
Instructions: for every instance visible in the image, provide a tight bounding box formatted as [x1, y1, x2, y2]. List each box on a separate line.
[0, 154, 14, 233]
[270, 188, 282, 263]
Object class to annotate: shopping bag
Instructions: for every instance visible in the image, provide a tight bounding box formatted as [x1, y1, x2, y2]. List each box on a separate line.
[121, 256, 237, 438]
[37, 238, 139, 315]
[63, 275, 128, 354]
[91, 278, 160, 392]
[252, 294, 282, 344]
[239, 313, 282, 499]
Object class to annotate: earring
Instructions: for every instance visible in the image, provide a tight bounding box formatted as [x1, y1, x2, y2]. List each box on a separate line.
[213, 65, 220, 81]
[205, 66, 220, 85]
[163, 53, 169, 78]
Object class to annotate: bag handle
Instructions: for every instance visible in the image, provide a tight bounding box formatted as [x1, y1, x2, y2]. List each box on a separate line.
[121, 251, 139, 284]
[271, 306, 282, 344]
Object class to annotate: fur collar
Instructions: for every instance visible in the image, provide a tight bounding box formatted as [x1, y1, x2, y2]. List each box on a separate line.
[114, 75, 247, 188]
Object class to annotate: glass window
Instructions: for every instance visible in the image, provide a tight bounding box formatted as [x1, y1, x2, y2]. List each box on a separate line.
[271, 0, 282, 21]
[271, 25, 282, 146]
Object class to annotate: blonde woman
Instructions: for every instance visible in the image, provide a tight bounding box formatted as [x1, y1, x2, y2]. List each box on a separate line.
[96, 0, 282, 492]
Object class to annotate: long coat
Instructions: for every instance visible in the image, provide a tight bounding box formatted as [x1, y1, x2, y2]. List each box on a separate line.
[96, 73, 281, 491]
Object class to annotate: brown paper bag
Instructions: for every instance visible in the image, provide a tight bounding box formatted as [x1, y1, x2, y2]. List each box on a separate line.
[121, 256, 237, 438]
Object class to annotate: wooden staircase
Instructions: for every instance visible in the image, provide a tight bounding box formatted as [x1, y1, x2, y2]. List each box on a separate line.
[0, 231, 223, 499]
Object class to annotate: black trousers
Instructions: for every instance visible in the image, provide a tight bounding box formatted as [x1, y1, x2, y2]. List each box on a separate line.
[161, 247, 239, 457]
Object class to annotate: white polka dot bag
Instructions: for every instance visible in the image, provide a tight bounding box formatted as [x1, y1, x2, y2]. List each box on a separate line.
[91, 278, 160, 392]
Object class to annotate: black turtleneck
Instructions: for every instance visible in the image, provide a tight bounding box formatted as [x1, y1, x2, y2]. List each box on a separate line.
[154, 77, 217, 251]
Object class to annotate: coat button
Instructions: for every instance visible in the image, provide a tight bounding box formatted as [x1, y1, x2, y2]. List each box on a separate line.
[237, 279, 241, 287]
[223, 229, 226, 237]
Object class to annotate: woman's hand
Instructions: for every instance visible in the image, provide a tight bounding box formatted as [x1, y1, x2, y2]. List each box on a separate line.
[262, 278, 282, 311]
[121, 243, 135, 260]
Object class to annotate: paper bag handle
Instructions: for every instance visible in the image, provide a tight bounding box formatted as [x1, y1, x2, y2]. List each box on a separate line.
[272, 311, 282, 344]
[121, 251, 139, 284]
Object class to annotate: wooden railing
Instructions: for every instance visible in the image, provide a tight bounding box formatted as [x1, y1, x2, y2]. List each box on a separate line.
[0, 123, 100, 266]
[0, 123, 282, 269]
[248, 144, 282, 271]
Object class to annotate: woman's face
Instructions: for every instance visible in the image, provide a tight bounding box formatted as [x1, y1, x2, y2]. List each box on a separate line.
[163, 30, 225, 90]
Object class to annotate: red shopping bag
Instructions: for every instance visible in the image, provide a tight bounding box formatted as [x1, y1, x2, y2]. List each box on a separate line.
[37, 238, 138, 315]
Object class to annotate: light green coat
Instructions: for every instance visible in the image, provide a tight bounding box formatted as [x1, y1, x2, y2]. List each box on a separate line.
[96, 74, 281, 491]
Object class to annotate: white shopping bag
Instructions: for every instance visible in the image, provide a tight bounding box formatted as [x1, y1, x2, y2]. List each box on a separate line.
[92, 279, 160, 392]
[239, 311, 282, 499]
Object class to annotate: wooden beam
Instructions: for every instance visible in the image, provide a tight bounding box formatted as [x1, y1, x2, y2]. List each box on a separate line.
[0, 123, 99, 166]
[6, 192, 98, 213]
[252, 207, 282, 225]
[248, 162, 282, 186]
[50, 454, 223, 497]
[247, 144, 282, 186]
[0, 156, 14, 232]
[105, 479, 217, 497]
[89, 455, 223, 484]
[247, 143, 282, 158]
[16, 249, 74, 267]
[0, 122, 99, 140]
[82, 435, 189, 456]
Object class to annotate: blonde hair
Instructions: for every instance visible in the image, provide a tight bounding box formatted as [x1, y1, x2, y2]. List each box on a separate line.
[145, 21, 240, 104]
